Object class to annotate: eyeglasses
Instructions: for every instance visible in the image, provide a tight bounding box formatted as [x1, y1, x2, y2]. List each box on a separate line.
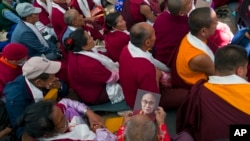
[142, 100, 154, 106]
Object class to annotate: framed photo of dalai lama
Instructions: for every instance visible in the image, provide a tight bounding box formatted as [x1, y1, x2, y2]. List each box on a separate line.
[133, 89, 161, 120]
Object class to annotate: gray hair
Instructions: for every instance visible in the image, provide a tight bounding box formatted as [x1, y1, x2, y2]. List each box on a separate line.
[124, 115, 157, 141]
[64, 9, 76, 26]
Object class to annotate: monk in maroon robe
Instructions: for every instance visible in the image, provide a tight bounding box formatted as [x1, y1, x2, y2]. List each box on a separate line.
[177, 45, 250, 141]
[121, 0, 160, 30]
[153, 0, 192, 67]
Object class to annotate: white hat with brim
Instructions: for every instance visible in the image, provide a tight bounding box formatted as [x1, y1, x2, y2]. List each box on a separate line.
[22, 57, 61, 79]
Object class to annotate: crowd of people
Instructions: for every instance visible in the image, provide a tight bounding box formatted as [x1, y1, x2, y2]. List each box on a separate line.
[0, 0, 249, 140]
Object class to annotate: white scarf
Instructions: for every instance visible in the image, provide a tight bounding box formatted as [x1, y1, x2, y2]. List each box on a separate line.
[39, 116, 96, 140]
[75, 50, 124, 104]
[77, 0, 91, 17]
[76, 50, 119, 71]
[187, 32, 214, 62]
[24, 22, 49, 47]
[36, 0, 52, 20]
[128, 42, 170, 72]
[25, 78, 44, 103]
[52, 2, 66, 13]
[68, 26, 77, 31]
[208, 74, 249, 84]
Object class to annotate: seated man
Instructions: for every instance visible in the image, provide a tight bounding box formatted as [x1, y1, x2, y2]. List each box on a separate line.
[176, 7, 217, 88]
[62, 8, 104, 47]
[0, 43, 28, 100]
[17, 98, 117, 141]
[119, 22, 169, 108]
[4, 56, 68, 140]
[11, 2, 61, 60]
[117, 107, 170, 141]
[153, 0, 192, 67]
[177, 45, 250, 141]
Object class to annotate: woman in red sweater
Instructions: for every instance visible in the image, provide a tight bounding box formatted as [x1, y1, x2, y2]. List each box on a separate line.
[104, 12, 130, 62]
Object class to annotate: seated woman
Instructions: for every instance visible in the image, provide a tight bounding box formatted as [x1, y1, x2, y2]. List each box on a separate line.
[104, 12, 130, 62]
[17, 98, 117, 141]
[64, 28, 124, 105]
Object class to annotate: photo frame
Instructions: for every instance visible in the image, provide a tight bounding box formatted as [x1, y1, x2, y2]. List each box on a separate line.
[133, 89, 161, 120]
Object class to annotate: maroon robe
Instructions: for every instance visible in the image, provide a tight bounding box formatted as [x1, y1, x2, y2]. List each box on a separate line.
[67, 52, 110, 105]
[84, 25, 104, 40]
[0, 57, 22, 97]
[104, 31, 130, 62]
[121, 0, 148, 30]
[153, 11, 189, 67]
[51, 3, 68, 41]
[177, 80, 250, 141]
[69, 0, 95, 16]
[119, 46, 159, 108]
[69, 0, 104, 29]
[33, 0, 50, 26]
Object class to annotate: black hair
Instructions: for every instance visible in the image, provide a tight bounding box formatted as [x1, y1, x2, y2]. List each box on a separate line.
[20, 16, 27, 21]
[215, 45, 248, 75]
[105, 12, 121, 30]
[167, 0, 182, 15]
[188, 7, 213, 35]
[64, 28, 87, 52]
[30, 73, 50, 81]
[16, 100, 55, 138]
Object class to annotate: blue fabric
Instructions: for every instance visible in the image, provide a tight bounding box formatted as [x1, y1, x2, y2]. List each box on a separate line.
[61, 27, 74, 47]
[0, 24, 17, 51]
[231, 28, 250, 56]
[4, 75, 68, 139]
[0, 41, 9, 51]
[114, 0, 124, 12]
[4, 75, 34, 139]
[11, 21, 61, 60]
[3, 9, 20, 24]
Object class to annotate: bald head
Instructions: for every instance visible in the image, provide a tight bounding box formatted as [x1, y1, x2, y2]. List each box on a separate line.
[167, 0, 192, 15]
[130, 22, 155, 49]
[167, 0, 182, 14]
[125, 114, 157, 141]
[188, 7, 216, 35]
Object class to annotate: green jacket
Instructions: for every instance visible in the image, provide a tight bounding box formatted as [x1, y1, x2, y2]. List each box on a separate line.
[0, 1, 18, 31]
